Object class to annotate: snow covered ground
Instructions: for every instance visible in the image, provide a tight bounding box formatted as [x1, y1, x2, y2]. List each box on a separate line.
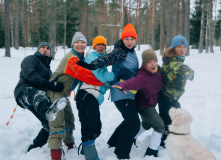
[0, 45, 220, 160]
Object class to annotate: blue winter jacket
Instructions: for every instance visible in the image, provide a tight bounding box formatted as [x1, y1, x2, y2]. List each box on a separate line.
[80, 50, 115, 105]
[111, 50, 139, 102]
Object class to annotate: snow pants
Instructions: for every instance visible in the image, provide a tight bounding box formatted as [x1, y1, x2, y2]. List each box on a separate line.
[17, 87, 50, 147]
[107, 99, 140, 159]
[47, 90, 75, 149]
[158, 92, 181, 144]
[76, 90, 101, 142]
[137, 106, 165, 134]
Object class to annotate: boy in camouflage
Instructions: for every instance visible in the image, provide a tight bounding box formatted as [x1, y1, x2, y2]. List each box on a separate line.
[158, 35, 194, 147]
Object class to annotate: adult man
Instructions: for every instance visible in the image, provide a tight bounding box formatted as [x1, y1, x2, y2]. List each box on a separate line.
[14, 42, 67, 152]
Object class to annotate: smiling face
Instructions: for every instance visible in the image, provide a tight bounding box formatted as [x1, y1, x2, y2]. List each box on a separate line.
[174, 45, 187, 57]
[122, 37, 136, 49]
[145, 60, 158, 73]
[38, 46, 50, 56]
[73, 40, 87, 53]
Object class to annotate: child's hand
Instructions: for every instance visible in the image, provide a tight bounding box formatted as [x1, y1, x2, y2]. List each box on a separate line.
[111, 85, 127, 94]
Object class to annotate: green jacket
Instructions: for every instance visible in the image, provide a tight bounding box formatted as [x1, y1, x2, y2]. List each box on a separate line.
[160, 55, 194, 100]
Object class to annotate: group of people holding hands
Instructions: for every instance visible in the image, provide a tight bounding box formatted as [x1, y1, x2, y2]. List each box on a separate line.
[14, 23, 194, 160]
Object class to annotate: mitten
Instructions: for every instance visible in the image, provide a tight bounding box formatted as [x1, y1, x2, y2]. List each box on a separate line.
[47, 81, 64, 92]
[185, 72, 194, 81]
[76, 61, 96, 70]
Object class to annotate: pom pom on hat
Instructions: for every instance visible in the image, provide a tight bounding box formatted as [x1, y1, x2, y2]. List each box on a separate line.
[92, 36, 107, 49]
[71, 32, 87, 47]
[142, 49, 158, 66]
[121, 23, 137, 41]
[171, 35, 188, 49]
[37, 42, 51, 51]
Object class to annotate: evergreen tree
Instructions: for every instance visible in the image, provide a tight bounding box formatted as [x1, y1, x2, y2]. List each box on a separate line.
[190, 0, 202, 48]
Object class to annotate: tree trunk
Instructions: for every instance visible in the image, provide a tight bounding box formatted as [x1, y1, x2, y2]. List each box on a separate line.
[10, 2, 14, 47]
[15, 0, 19, 49]
[160, 0, 165, 55]
[4, 0, 11, 57]
[137, 0, 141, 50]
[181, 0, 185, 35]
[49, 0, 56, 59]
[199, 0, 206, 53]
[151, 0, 156, 50]
[209, 0, 214, 53]
[166, 0, 174, 47]
[174, 0, 180, 35]
[205, 0, 210, 53]
[184, 0, 190, 56]
[21, 0, 25, 48]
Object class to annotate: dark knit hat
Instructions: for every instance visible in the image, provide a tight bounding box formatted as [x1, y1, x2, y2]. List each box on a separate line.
[171, 35, 188, 49]
[71, 32, 87, 47]
[37, 42, 51, 51]
[142, 49, 158, 65]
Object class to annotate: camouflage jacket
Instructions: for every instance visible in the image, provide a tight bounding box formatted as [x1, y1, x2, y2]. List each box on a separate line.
[160, 55, 194, 100]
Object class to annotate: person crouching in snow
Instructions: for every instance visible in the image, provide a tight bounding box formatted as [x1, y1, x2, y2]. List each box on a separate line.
[112, 49, 165, 157]
[46, 32, 105, 160]
[14, 42, 67, 152]
[76, 36, 116, 160]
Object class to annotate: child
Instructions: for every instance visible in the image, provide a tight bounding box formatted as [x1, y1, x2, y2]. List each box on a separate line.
[112, 49, 165, 157]
[76, 36, 115, 160]
[158, 35, 194, 147]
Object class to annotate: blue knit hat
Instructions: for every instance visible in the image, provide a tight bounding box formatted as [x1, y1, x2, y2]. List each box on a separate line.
[171, 35, 188, 49]
[37, 42, 51, 51]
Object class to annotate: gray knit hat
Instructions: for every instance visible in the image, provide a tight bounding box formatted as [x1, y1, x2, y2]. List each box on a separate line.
[142, 49, 158, 65]
[71, 32, 87, 47]
[37, 42, 51, 51]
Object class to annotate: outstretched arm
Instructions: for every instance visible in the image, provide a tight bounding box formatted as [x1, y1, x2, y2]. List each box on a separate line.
[76, 47, 127, 70]
[64, 57, 104, 86]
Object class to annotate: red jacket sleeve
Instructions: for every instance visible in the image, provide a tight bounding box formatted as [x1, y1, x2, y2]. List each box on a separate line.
[64, 56, 104, 86]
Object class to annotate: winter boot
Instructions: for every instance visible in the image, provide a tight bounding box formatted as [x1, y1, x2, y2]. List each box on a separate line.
[82, 140, 99, 160]
[27, 128, 49, 152]
[46, 97, 67, 122]
[51, 149, 62, 160]
[65, 141, 76, 149]
[144, 147, 158, 157]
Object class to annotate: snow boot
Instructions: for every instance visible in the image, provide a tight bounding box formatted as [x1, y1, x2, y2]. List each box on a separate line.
[65, 141, 76, 149]
[82, 140, 99, 160]
[46, 97, 67, 122]
[27, 128, 49, 152]
[144, 147, 158, 157]
[51, 149, 62, 160]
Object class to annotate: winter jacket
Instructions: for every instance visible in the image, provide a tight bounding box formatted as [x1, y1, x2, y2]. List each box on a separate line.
[160, 52, 194, 100]
[117, 66, 163, 109]
[14, 52, 52, 101]
[79, 50, 115, 105]
[48, 49, 104, 98]
[82, 40, 139, 102]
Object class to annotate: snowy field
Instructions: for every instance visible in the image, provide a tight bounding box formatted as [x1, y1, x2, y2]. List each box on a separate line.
[0, 45, 220, 160]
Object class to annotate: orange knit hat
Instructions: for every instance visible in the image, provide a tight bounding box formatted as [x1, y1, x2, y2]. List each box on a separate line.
[121, 23, 137, 41]
[92, 36, 107, 49]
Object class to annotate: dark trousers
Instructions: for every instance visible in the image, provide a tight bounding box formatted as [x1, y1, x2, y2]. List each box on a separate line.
[17, 87, 49, 147]
[107, 99, 140, 159]
[158, 92, 181, 143]
[76, 90, 101, 142]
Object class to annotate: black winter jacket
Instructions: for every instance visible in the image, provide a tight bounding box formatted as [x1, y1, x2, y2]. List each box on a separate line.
[14, 52, 52, 101]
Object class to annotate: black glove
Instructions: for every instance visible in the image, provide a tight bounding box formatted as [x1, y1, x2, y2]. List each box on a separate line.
[47, 81, 64, 92]
[76, 61, 96, 70]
